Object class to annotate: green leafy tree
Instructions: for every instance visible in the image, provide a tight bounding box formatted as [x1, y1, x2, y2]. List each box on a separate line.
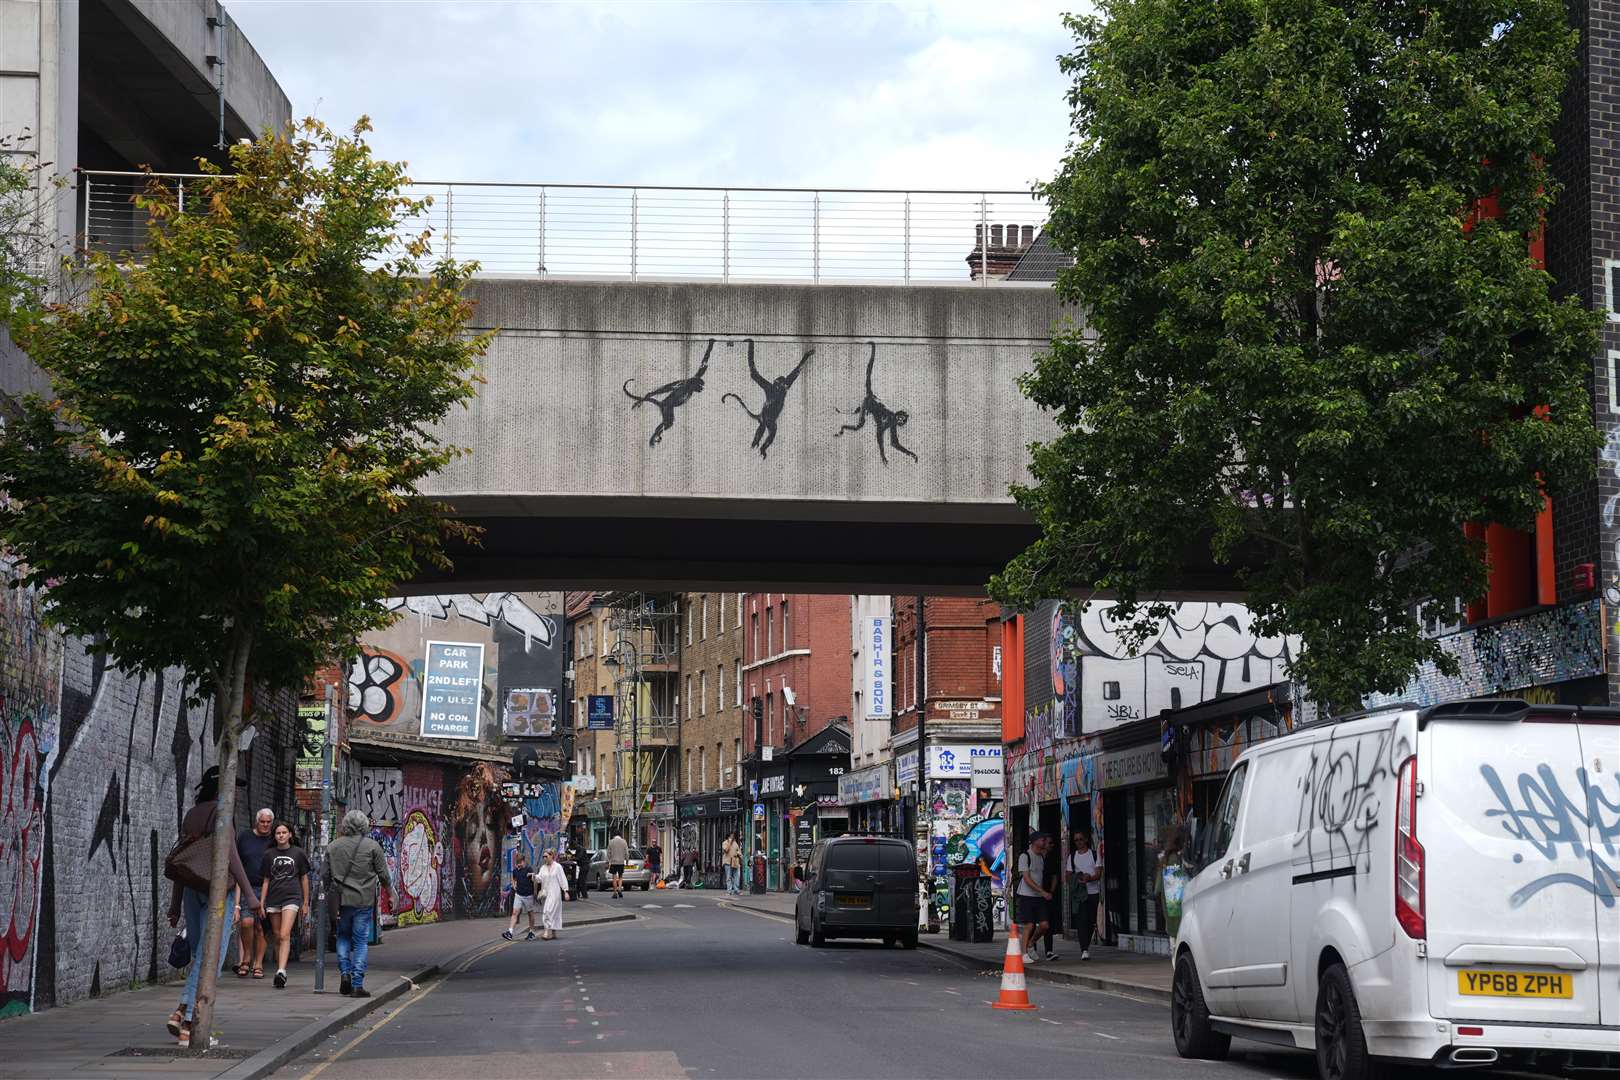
[0, 119, 489, 1043]
[0, 131, 58, 322]
[993, 1, 1602, 709]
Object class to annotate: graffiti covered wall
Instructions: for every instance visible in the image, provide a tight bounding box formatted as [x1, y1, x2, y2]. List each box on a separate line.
[0, 560, 298, 1016]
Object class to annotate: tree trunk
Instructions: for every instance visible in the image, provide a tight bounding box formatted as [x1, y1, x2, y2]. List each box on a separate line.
[188, 622, 254, 1051]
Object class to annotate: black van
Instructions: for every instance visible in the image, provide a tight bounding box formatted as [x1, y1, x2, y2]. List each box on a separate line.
[793, 836, 919, 948]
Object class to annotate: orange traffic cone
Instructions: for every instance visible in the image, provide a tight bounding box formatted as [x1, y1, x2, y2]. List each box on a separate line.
[991, 924, 1037, 1010]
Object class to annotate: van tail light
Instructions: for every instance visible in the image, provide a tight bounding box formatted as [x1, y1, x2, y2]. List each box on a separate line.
[1395, 754, 1425, 939]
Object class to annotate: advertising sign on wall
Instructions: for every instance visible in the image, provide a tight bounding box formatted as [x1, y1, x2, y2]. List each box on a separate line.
[895, 749, 919, 786]
[586, 694, 615, 730]
[502, 687, 556, 737]
[420, 640, 484, 740]
[838, 763, 892, 806]
[296, 704, 327, 787]
[927, 745, 1001, 779]
[865, 615, 891, 719]
[1096, 743, 1169, 790]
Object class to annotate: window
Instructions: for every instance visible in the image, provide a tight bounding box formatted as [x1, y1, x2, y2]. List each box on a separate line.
[751, 613, 759, 661]
[686, 605, 693, 645]
[702, 595, 709, 640]
[1204, 762, 1250, 867]
[716, 741, 724, 783]
[766, 603, 774, 655]
[781, 600, 790, 648]
[734, 738, 741, 774]
[717, 664, 725, 711]
[718, 592, 725, 629]
[686, 748, 694, 790]
[700, 671, 708, 716]
[734, 660, 742, 705]
[737, 593, 744, 628]
[700, 748, 707, 790]
[685, 674, 693, 720]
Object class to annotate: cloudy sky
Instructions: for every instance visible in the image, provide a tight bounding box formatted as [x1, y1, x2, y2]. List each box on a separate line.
[225, 1, 1083, 192]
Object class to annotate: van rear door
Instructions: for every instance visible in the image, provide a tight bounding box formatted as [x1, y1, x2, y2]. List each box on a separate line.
[822, 840, 914, 928]
[1576, 713, 1618, 1028]
[1422, 705, 1604, 1026]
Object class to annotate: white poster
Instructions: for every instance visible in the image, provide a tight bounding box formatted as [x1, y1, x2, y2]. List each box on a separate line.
[865, 615, 891, 719]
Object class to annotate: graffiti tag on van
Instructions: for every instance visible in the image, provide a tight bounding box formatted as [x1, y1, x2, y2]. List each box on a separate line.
[1480, 764, 1620, 909]
[1294, 720, 1411, 877]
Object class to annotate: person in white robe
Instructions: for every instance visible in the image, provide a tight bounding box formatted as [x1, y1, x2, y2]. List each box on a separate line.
[536, 849, 570, 939]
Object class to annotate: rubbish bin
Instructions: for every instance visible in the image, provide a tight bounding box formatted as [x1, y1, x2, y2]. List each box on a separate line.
[750, 853, 767, 895]
[949, 867, 994, 943]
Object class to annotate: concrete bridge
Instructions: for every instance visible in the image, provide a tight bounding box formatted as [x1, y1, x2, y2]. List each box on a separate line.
[414, 277, 1069, 594]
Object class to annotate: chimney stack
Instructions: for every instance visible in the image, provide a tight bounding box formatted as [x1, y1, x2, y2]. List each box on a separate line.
[966, 219, 1037, 280]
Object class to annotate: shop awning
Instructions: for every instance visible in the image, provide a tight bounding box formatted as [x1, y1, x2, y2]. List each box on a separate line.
[1161, 682, 1293, 731]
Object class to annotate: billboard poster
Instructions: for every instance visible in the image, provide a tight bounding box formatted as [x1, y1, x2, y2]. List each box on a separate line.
[420, 640, 483, 740]
[502, 687, 556, 737]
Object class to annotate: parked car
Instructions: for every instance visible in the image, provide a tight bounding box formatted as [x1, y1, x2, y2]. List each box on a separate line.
[588, 847, 654, 890]
[1171, 698, 1618, 1079]
[793, 835, 919, 949]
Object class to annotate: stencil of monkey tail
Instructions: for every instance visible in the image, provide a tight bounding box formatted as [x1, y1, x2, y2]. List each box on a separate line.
[721, 392, 761, 422]
[622, 379, 652, 407]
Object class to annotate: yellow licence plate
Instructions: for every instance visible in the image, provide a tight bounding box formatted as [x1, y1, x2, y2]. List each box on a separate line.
[835, 894, 871, 907]
[1458, 970, 1573, 999]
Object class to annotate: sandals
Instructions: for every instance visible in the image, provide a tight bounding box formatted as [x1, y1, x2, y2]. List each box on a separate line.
[166, 1010, 184, 1037]
[235, 963, 250, 978]
[176, 1023, 191, 1049]
[251, 967, 264, 979]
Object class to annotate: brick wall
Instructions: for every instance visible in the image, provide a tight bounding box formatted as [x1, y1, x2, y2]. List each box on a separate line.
[676, 592, 746, 793]
[892, 597, 1002, 736]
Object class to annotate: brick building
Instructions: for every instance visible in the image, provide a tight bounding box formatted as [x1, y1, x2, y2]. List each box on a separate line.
[740, 593, 852, 889]
[673, 592, 747, 880]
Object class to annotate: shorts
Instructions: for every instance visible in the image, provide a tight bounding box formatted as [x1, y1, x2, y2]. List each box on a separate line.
[264, 903, 300, 915]
[512, 893, 537, 914]
[609, 864, 625, 876]
[1015, 894, 1046, 927]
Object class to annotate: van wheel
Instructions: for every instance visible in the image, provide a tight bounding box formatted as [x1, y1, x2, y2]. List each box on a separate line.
[1171, 952, 1230, 1060]
[900, 930, 918, 950]
[795, 918, 809, 946]
[810, 919, 826, 948]
[1315, 964, 1369, 1080]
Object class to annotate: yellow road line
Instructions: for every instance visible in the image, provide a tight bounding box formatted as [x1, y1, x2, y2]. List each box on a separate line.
[297, 939, 513, 1080]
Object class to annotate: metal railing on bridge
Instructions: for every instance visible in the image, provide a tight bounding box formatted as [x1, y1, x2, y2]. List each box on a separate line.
[79, 171, 1046, 285]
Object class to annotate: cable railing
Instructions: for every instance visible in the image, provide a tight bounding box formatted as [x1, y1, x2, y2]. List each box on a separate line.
[78, 171, 1046, 285]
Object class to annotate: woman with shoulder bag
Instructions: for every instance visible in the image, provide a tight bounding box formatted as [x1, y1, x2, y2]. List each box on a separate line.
[165, 767, 262, 1048]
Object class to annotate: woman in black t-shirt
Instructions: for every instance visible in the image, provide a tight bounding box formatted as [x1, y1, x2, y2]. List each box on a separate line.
[258, 822, 311, 989]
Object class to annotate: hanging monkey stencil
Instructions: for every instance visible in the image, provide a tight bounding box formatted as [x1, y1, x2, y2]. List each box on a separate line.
[623, 339, 713, 447]
[835, 342, 917, 463]
[720, 339, 813, 458]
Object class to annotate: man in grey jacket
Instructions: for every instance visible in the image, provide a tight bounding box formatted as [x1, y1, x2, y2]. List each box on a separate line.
[325, 810, 392, 998]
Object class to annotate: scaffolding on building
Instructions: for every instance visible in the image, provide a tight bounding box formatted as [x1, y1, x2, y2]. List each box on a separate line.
[603, 591, 681, 843]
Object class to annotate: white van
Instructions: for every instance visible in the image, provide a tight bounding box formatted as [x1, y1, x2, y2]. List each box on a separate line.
[1171, 699, 1618, 1078]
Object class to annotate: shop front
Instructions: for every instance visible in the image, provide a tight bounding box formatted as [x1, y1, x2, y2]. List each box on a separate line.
[676, 789, 744, 882]
[1095, 726, 1175, 954]
[746, 723, 850, 890]
[837, 762, 895, 835]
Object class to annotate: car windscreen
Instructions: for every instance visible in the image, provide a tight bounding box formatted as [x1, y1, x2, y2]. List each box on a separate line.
[825, 841, 908, 872]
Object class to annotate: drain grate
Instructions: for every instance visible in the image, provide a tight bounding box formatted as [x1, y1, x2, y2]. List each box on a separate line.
[111, 1046, 254, 1059]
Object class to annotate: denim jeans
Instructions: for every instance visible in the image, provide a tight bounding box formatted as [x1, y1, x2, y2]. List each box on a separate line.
[178, 886, 237, 1021]
[337, 905, 374, 988]
[724, 865, 740, 894]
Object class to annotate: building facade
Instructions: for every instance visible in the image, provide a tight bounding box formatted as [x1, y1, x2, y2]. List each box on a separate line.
[674, 592, 747, 882]
[740, 592, 852, 889]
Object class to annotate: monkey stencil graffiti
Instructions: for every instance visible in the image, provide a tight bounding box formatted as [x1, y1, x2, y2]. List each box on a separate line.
[836, 342, 917, 464]
[623, 339, 713, 447]
[721, 339, 812, 459]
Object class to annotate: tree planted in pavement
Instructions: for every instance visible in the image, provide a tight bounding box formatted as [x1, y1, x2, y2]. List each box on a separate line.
[0, 119, 489, 1044]
[993, 2, 1602, 709]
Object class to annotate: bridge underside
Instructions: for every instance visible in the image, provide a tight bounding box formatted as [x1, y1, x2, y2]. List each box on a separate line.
[403, 497, 1251, 598]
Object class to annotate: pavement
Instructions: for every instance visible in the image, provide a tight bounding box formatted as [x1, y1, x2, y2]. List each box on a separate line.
[724, 888, 1174, 1002]
[0, 900, 634, 1080]
[271, 890, 1323, 1080]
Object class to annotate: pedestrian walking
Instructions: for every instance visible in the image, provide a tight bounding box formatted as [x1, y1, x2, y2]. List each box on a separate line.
[606, 832, 629, 898]
[234, 808, 274, 979]
[1068, 830, 1102, 961]
[1015, 832, 1052, 963]
[165, 766, 261, 1048]
[324, 809, 392, 999]
[257, 821, 310, 989]
[679, 845, 699, 888]
[645, 840, 664, 884]
[722, 832, 743, 896]
[534, 848, 570, 939]
[504, 850, 540, 941]
[1041, 836, 1062, 961]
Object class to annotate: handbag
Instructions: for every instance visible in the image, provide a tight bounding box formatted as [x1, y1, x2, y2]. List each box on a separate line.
[167, 929, 191, 970]
[164, 831, 213, 893]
